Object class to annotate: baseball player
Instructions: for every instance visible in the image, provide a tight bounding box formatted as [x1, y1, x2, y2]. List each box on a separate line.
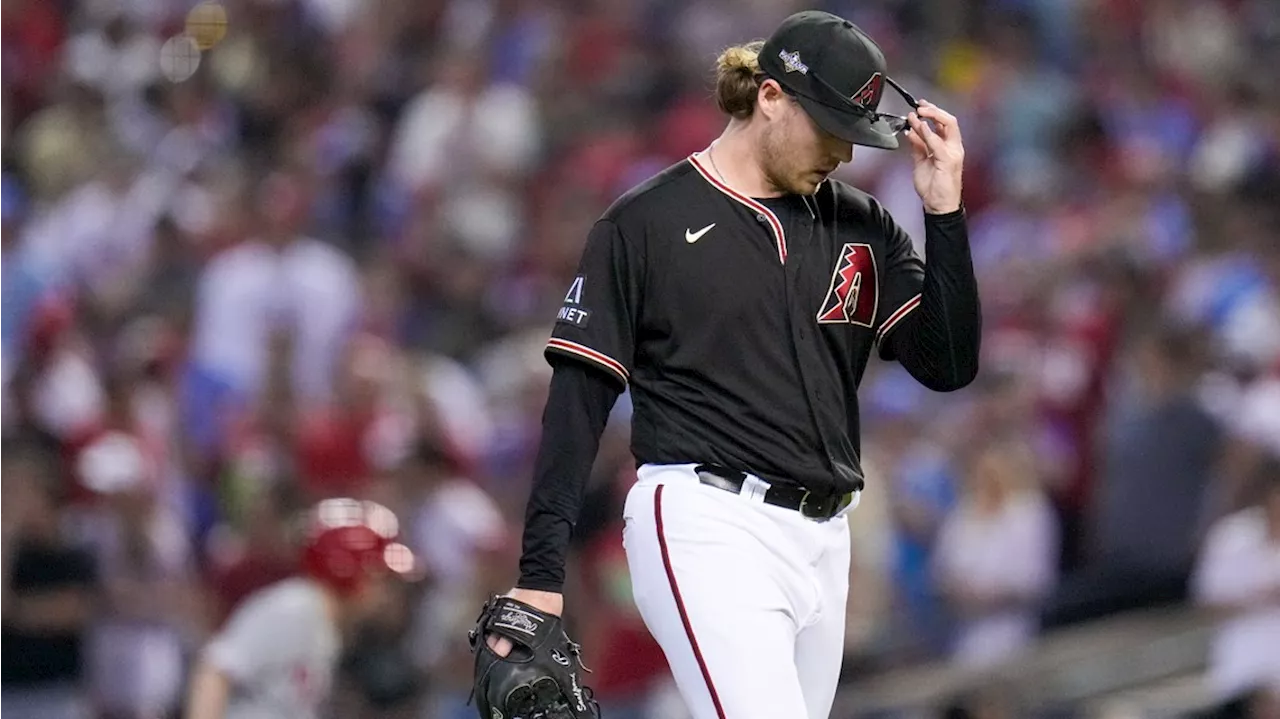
[470, 10, 981, 719]
[184, 498, 413, 719]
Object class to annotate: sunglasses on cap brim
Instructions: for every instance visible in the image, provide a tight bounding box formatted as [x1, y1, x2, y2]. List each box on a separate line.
[769, 72, 920, 134]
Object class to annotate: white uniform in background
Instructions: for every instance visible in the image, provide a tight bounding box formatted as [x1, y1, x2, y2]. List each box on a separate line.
[1193, 506, 1280, 698]
[203, 578, 340, 719]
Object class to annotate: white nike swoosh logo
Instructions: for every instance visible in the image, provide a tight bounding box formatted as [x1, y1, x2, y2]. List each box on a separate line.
[685, 223, 715, 243]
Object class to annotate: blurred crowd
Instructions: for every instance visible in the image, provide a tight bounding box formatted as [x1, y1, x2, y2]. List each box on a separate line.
[3, 0, 1280, 717]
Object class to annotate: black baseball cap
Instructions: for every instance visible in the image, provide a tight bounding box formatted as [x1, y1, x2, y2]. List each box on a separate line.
[758, 10, 904, 150]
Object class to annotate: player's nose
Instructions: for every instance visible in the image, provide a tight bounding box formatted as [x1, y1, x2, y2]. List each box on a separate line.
[834, 140, 854, 165]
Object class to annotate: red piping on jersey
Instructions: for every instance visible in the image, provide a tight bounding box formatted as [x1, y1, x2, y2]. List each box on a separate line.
[546, 338, 629, 383]
[875, 293, 922, 345]
[655, 484, 728, 719]
[689, 152, 787, 264]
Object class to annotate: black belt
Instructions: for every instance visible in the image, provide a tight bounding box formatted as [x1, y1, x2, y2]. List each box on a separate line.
[694, 464, 852, 521]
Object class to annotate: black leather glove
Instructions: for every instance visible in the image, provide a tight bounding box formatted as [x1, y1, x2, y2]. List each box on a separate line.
[468, 595, 601, 719]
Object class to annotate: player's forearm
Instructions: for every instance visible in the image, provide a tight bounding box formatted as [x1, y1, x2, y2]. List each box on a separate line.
[517, 361, 622, 592]
[184, 661, 231, 719]
[888, 208, 981, 391]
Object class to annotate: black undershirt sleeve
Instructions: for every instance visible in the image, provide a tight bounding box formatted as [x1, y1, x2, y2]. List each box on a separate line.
[516, 359, 623, 592]
[884, 208, 982, 391]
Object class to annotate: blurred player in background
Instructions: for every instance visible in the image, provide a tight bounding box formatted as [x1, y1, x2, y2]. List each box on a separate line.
[183, 498, 413, 719]
[2, 447, 99, 719]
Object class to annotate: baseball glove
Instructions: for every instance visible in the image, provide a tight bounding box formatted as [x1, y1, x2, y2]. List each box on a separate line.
[468, 595, 601, 719]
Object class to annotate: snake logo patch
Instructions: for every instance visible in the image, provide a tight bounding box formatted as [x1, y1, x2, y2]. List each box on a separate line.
[851, 72, 884, 110]
[817, 243, 879, 327]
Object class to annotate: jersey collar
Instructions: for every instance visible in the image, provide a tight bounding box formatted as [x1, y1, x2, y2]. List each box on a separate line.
[689, 150, 788, 264]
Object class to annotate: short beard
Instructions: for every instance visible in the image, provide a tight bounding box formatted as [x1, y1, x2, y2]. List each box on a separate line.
[758, 122, 796, 196]
[759, 122, 816, 196]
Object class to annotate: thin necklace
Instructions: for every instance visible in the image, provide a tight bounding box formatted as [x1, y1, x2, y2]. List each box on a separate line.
[707, 141, 729, 185]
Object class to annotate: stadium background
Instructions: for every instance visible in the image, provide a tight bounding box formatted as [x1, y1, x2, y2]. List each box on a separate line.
[3, 0, 1279, 717]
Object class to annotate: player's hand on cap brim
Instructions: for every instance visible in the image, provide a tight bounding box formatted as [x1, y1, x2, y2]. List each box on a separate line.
[905, 100, 964, 214]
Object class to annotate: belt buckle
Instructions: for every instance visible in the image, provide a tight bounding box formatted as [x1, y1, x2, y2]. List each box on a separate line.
[799, 490, 853, 521]
[797, 489, 825, 520]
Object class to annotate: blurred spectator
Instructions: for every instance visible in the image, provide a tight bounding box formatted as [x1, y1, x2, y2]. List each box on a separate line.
[840, 444, 896, 667]
[978, 10, 1079, 189]
[1192, 459, 1280, 701]
[2, 172, 40, 376]
[15, 296, 108, 446]
[386, 45, 540, 262]
[294, 334, 410, 500]
[1043, 322, 1223, 627]
[401, 434, 510, 713]
[205, 480, 303, 627]
[335, 581, 424, 718]
[75, 431, 201, 719]
[134, 215, 201, 325]
[932, 440, 1058, 667]
[1033, 251, 1134, 572]
[865, 370, 959, 662]
[188, 166, 362, 418]
[1, 445, 98, 719]
[2, 309, 75, 461]
[1, 0, 68, 123]
[12, 80, 111, 202]
[63, 369, 167, 507]
[215, 325, 302, 527]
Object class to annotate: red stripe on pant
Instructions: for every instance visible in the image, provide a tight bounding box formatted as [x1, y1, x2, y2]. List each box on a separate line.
[655, 484, 727, 719]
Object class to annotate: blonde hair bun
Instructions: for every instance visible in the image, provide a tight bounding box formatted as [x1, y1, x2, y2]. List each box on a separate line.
[714, 40, 765, 119]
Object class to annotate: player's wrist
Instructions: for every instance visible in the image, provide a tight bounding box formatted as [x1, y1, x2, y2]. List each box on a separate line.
[923, 200, 963, 216]
[507, 587, 565, 616]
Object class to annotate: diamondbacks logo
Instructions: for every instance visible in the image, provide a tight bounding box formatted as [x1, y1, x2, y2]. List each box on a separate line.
[817, 243, 878, 326]
[851, 72, 884, 110]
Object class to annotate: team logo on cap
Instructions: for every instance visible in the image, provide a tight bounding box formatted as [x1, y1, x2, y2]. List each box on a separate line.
[779, 49, 808, 75]
[851, 72, 884, 109]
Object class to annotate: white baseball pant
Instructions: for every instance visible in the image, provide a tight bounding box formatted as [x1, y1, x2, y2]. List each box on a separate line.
[622, 463, 853, 719]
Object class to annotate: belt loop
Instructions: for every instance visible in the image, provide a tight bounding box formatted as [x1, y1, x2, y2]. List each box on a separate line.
[741, 475, 771, 504]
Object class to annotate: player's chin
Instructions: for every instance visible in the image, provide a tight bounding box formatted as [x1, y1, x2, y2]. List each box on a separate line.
[791, 173, 826, 195]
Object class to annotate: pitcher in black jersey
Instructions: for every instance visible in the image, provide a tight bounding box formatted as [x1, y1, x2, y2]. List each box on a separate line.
[478, 10, 981, 719]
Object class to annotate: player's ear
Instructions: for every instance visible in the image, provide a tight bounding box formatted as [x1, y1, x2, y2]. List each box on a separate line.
[757, 78, 790, 120]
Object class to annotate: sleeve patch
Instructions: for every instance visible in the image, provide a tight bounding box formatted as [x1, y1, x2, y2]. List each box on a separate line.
[555, 305, 591, 328]
[564, 275, 585, 304]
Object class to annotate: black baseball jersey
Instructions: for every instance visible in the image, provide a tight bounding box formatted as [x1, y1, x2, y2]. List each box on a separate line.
[545, 153, 927, 497]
